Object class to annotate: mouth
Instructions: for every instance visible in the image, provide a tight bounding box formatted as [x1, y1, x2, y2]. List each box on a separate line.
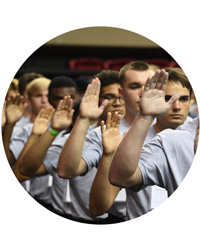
[170, 114, 183, 119]
[113, 110, 123, 114]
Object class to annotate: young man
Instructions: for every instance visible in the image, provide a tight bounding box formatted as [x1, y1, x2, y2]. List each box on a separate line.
[7, 76, 78, 208]
[109, 70, 198, 217]
[89, 66, 193, 219]
[3, 77, 51, 166]
[57, 62, 155, 221]
[17, 70, 126, 223]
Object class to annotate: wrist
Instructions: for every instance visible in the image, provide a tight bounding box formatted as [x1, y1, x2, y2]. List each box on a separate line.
[48, 125, 60, 136]
[103, 151, 115, 158]
[138, 113, 155, 124]
[5, 121, 15, 126]
[77, 116, 91, 126]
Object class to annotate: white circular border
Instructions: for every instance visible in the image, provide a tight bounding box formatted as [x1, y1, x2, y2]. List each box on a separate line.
[1, 1, 200, 250]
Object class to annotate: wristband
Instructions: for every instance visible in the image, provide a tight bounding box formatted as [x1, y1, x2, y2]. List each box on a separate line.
[48, 125, 59, 136]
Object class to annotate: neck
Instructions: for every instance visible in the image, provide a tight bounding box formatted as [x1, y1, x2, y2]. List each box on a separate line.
[154, 120, 178, 133]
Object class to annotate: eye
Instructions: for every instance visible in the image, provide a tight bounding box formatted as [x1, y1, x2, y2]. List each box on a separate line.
[179, 96, 190, 102]
[165, 95, 171, 102]
[102, 94, 115, 100]
[129, 85, 140, 90]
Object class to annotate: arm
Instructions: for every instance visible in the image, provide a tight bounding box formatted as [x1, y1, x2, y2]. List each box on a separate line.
[194, 121, 199, 153]
[13, 107, 54, 182]
[2, 94, 27, 166]
[109, 69, 180, 188]
[57, 78, 108, 178]
[18, 96, 74, 178]
[89, 112, 122, 216]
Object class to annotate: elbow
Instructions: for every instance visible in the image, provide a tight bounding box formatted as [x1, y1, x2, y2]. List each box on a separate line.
[57, 164, 74, 179]
[19, 163, 28, 176]
[108, 170, 122, 188]
[89, 202, 105, 217]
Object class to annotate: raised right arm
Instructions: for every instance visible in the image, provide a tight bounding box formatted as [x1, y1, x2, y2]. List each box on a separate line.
[109, 69, 179, 188]
[57, 78, 108, 178]
[2, 94, 27, 166]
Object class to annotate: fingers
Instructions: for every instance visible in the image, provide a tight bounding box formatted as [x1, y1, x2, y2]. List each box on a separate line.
[56, 95, 72, 112]
[101, 120, 105, 135]
[146, 69, 169, 91]
[84, 77, 101, 98]
[37, 107, 55, 119]
[167, 94, 180, 106]
[106, 112, 111, 130]
[105, 112, 121, 131]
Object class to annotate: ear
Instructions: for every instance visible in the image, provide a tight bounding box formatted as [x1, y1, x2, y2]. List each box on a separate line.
[118, 87, 124, 97]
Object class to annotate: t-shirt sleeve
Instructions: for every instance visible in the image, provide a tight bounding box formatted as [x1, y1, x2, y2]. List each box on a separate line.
[81, 128, 103, 171]
[43, 145, 62, 176]
[138, 135, 169, 189]
[9, 125, 32, 160]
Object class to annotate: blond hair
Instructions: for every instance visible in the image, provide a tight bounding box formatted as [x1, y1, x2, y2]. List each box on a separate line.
[26, 77, 51, 95]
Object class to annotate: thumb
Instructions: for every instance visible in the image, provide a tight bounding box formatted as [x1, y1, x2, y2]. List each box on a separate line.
[167, 94, 180, 106]
[99, 99, 108, 113]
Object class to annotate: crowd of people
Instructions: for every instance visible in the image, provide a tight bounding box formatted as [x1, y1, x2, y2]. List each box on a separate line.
[1, 61, 199, 224]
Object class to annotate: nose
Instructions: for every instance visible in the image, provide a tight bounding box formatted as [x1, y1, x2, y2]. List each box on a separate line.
[172, 100, 181, 111]
[139, 86, 145, 97]
[42, 95, 48, 103]
[113, 97, 123, 106]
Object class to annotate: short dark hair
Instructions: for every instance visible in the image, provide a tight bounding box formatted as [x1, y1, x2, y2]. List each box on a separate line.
[92, 70, 120, 95]
[18, 72, 44, 95]
[165, 67, 192, 96]
[48, 75, 78, 93]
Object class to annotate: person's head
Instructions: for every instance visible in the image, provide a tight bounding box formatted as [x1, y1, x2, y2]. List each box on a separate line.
[119, 61, 155, 121]
[155, 67, 192, 131]
[18, 72, 44, 96]
[26, 77, 51, 116]
[93, 70, 125, 121]
[48, 75, 78, 108]
[6, 78, 19, 99]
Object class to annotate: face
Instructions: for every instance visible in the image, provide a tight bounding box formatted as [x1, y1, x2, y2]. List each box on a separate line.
[121, 69, 155, 119]
[28, 89, 49, 115]
[99, 83, 125, 121]
[49, 87, 78, 108]
[157, 81, 191, 129]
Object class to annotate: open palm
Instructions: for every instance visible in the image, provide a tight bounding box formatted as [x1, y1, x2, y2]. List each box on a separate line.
[140, 69, 179, 117]
[33, 107, 54, 135]
[101, 112, 122, 155]
[51, 96, 74, 131]
[6, 94, 27, 124]
[79, 78, 108, 120]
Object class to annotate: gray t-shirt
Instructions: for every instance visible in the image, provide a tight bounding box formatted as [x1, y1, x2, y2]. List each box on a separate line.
[44, 125, 108, 221]
[82, 116, 130, 220]
[125, 116, 195, 219]
[137, 117, 198, 200]
[9, 123, 64, 204]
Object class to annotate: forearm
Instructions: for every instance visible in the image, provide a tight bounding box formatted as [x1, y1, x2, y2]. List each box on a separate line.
[109, 113, 154, 187]
[13, 133, 39, 181]
[57, 116, 90, 178]
[89, 153, 120, 216]
[19, 130, 56, 176]
[2, 123, 16, 166]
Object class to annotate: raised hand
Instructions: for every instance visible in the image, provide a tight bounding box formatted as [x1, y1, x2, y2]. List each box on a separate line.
[101, 112, 122, 155]
[32, 107, 55, 135]
[79, 77, 108, 120]
[5, 94, 27, 124]
[140, 69, 180, 118]
[51, 95, 74, 132]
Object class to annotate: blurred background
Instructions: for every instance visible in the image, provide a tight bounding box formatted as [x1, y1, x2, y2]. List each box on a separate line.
[14, 26, 179, 81]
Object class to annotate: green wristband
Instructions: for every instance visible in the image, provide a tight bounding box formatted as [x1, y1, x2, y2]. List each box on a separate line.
[48, 126, 59, 136]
